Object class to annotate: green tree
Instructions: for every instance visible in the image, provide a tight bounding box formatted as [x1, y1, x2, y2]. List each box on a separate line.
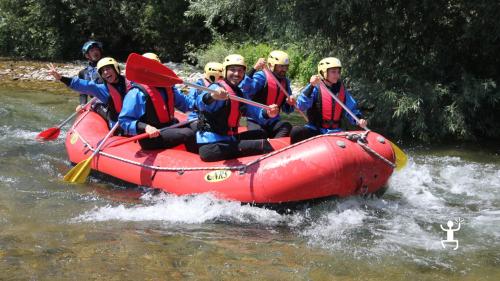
[187, 0, 500, 142]
[0, 0, 211, 61]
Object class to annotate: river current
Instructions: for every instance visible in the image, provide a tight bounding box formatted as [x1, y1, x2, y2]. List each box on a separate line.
[0, 87, 499, 280]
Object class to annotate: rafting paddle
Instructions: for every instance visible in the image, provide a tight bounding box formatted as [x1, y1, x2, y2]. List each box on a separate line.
[36, 97, 96, 141]
[263, 65, 309, 122]
[63, 122, 120, 184]
[319, 79, 408, 170]
[107, 118, 198, 148]
[125, 53, 271, 110]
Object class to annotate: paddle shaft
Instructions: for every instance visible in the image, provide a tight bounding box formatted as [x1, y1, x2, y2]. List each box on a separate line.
[56, 97, 96, 128]
[263, 66, 308, 121]
[182, 81, 271, 110]
[63, 122, 120, 183]
[320, 79, 407, 169]
[125, 54, 270, 110]
[89, 122, 121, 158]
[108, 118, 198, 147]
[319, 80, 368, 131]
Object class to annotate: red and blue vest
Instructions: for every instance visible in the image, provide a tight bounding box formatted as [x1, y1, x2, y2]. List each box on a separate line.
[252, 68, 287, 107]
[307, 82, 346, 129]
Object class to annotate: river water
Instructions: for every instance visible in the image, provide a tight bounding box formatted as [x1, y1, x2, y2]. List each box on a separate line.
[1, 87, 499, 280]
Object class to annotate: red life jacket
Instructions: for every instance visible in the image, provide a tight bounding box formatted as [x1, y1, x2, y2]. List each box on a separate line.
[107, 83, 125, 113]
[262, 67, 287, 106]
[203, 78, 212, 87]
[318, 82, 345, 129]
[137, 83, 175, 124]
[218, 80, 241, 135]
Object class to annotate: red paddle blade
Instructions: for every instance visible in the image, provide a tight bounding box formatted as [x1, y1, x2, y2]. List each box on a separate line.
[125, 53, 183, 87]
[36, 127, 60, 141]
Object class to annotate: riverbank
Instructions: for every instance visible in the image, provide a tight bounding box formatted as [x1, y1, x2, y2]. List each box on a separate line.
[0, 58, 204, 95]
[0, 57, 306, 94]
[0, 58, 77, 94]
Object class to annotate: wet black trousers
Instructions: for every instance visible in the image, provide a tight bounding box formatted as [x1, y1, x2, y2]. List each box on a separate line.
[290, 126, 321, 144]
[198, 130, 273, 162]
[138, 127, 198, 153]
[246, 119, 292, 138]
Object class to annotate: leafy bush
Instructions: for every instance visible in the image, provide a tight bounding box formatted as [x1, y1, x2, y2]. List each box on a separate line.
[191, 40, 321, 85]
[1, 0, 498, 142]
[187, 0, 500, 143]
[0, 0, 211, 61]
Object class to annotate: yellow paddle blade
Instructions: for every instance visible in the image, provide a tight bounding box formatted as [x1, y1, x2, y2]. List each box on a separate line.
[389, 141, 408, 171]
[63, 157, 92, 184]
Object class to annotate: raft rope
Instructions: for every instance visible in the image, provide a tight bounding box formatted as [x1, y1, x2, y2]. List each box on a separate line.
[70, 109, 91, 131]
[348, 131, 397, 168]
[72, 127, 396, 174]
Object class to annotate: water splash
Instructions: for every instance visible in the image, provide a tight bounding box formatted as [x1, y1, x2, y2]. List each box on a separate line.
[72, 193, 302, 226]
[0, 125, 39, 142]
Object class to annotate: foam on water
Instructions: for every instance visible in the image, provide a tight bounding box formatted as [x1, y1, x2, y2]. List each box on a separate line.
[388, 159, 445, 210]
[296, 154, 500, 263]
[439, 161, 500, 200]
[0, 125, 39, 142]
[301, 203, 367, 247]
[69, 153, 499, 268]
[73, 193, 302, 226]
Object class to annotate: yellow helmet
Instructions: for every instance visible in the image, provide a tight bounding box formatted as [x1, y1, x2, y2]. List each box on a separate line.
[204, 62, 223, 82]
[97, 57, 120, 74]
[317, 57, 342, 79]
[267, 50, 289, 71]
[143, 52, 161, 63]
[222, 54, 246, 77]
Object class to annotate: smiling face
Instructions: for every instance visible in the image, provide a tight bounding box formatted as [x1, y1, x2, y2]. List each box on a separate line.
[85, 46, 102, 63]
[100, 65, 118, 84]
[225, 65, 245, 86]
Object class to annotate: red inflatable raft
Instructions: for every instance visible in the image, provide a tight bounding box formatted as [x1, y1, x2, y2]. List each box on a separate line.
[65, 109, 396, 203]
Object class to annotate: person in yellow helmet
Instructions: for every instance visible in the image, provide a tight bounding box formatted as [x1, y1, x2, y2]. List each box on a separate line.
[290, 57, 367, 144]
[118, 53, 197, 151]
[185, 62, 224, 131]
[247, 50, 295, 138]
[142, 52, 161, 62]
[48, 57, 129, 131]
[195, 54, 279, 162]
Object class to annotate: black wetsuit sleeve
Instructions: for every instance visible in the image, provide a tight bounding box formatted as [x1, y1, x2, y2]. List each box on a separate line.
[60, 76, 72, 87]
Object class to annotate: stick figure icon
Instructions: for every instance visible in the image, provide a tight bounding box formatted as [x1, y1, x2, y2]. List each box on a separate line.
[440, 218, 462, 250]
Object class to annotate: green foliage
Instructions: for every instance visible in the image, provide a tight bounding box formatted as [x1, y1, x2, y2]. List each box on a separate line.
[186, 40, 235, 68]
[0, 0, 498, 142]
[191, 40, 321, 85]
[0, 0, 211, 61]
[187, 0, 500, 142]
